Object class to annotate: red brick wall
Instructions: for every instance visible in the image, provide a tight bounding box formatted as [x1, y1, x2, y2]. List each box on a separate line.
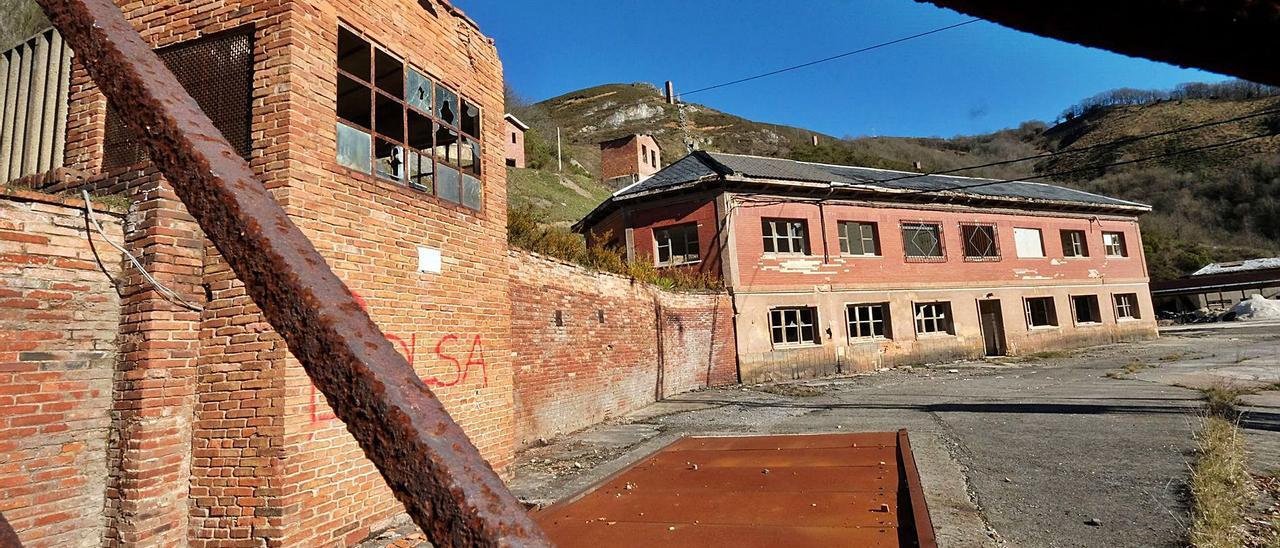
[728, 197, 1148, 290]
[50, 0, 513, 545]
[0, 191, 123, 548]
[600, 135, 661, 182]
[509, 250, 736, 447]
[504, 119, 525, 168]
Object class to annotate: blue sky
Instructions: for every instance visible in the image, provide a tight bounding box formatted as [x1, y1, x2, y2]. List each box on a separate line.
[454, 0, 1230, 138]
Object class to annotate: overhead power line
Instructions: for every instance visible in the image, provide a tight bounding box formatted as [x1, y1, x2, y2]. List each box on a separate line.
[874, 107, 1280, 185]
[681, 18, 982, 97]
[903, 130, 1280, 196]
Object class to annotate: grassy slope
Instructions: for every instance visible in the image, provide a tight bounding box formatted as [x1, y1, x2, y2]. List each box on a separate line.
[506, 167, 613, 224]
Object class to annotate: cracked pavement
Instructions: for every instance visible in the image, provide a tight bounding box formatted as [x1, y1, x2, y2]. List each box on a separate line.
[509, 323, 1280, 548]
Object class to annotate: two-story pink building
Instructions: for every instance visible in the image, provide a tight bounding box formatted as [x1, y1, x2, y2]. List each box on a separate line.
[577, 152, 1159, 382]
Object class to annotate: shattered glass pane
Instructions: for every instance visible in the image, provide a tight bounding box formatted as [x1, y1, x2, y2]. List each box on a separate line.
[374, 138, 404, 181]
[406, 67, 432, 113]
[436, 85, 458, 126]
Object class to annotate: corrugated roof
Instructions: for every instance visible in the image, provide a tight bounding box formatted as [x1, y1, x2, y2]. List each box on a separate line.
[1192, 257, 1280, 276]
[615, 152, 1148, 210]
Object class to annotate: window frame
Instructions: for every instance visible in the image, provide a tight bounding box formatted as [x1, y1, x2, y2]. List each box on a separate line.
[1061, 229, 1089, 258]
[838, 221, 881, 257]
[1114, 293, 1141, 320]
[769, 307, 820, 347]
[334, 25, 484, 212]
[960, 222, 1001, 262]
[901, 222, 946, 263]
[1023, 296, 1059, 328]
[846, 303, 891, 340]
[761, 218, 811, 255]
[913, 301, 955, 336]
[1013, 227, 1046, 258]
[1103, 232, 1128, 257]
[1070, 294, 1103, 325]
[653, 223, 701, 267]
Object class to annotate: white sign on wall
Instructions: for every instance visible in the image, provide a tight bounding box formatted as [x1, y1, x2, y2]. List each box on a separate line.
[418, 247, 442, 274]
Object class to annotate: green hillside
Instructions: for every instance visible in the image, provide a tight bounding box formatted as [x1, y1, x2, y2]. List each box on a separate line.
[508, 81, 1280, 281]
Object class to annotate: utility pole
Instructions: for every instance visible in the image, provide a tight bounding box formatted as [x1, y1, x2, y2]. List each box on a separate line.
[556, 126, 563, 172]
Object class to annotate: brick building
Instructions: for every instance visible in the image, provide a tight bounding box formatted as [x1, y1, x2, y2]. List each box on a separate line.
[577, 152, 1160, 382]
[504, 113, 528, 168]
[599, 134, 661, 190]
[5, 0, 513, 545]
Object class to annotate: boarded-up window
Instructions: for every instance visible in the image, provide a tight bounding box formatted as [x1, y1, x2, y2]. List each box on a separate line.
[102, 27, 255, 169]
[1013, 228, 1045, 258]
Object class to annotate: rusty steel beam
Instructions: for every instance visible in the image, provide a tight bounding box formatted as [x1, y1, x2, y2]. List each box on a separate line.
[33, 0, 550, 545]
[0, 511, 21, 548]
[921, 0, 1280, 87]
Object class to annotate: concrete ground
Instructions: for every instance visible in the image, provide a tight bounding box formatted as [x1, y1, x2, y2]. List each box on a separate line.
[509, 323, 1280, 548]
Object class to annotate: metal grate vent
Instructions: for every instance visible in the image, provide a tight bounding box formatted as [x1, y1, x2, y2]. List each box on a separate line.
[102, 26, 254, 169]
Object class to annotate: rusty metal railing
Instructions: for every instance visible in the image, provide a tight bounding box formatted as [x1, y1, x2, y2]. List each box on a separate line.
[32, 0, 550, 546]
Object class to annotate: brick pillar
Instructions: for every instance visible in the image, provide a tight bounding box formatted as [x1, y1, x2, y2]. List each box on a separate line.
[104, 173, 205, 546]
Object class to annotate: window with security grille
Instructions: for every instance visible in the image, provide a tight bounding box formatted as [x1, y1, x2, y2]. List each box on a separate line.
[1114, 293, 1140, 319]
[1072, 295, 1102, 324]
[336, 26, 483, 210]
[770, 307, 818, 346]
[103, 26, 254, 169]
[1103, 232, 1128, 257]
[1061, 230, 1089, 257]
[913, 302, 954, 335]
[654, 223, 700, 266]
[1024, 297, 1058, 327]
[838, 221, 879, 256]
[902, 223, 944, 261]
[961, 223, 1000, 261]
[761, 219, 809, 254]
[847, 303, 891, 339]
[1014, 228, 1045, 258]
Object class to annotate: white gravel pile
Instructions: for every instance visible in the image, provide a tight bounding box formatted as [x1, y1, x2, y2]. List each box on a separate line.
[1229, 294, 1280, 321]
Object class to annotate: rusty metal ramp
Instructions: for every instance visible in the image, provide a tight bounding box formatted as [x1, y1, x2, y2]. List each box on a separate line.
[535, 430, 936, 548]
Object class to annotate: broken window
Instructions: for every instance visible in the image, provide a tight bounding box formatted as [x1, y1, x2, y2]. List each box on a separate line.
[761, 219, 809, 255]
[770, 307, 818, 346]
[961, 223, 1000, 261]
[847, 303, 890, 339]
[913, 302, 953, 335]
[902, 223, 944, 261]
[1072, 295, 1102, 324]
[1103, 232, 1128, 257]
[334, 26, 482, 210]
[1114, 293, 1140, 319]
[654, 223, 700, 266]
[1061, 230, 1089, 257]
[1024, 297, 1058, 328]
[1014, 228, 1045, 258]
[838, 221, 879, 256]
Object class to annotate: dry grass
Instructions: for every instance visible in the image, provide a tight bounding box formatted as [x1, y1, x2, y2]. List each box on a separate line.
[1123, 360, 1151, 374]
[754, 384, 824, 398]
[1190, 415, 1255, 548]
[1160, 353, 1186, 362]
[1201, 385, 1255, 419]
[1028, 350, 1071, 360]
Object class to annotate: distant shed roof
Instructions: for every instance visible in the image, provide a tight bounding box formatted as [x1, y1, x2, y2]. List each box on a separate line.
[1192, 257, 1280, 276]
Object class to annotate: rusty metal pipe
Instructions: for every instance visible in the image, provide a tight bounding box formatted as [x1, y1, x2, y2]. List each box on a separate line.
[32, 0, 551, 545]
